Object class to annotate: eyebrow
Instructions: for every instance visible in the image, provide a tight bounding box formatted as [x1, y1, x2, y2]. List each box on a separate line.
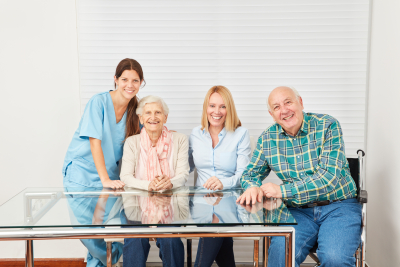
[120, 76, 139, 79]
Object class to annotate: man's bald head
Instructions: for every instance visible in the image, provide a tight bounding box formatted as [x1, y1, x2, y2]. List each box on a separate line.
[267, 86, 304, 136]
[267, 86, 301, 111]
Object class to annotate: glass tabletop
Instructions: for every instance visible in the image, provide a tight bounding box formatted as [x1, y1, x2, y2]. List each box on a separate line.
[0, 187, 296, 229]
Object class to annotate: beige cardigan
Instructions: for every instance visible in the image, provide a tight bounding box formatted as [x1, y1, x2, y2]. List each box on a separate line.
[120, 132, 189, 190]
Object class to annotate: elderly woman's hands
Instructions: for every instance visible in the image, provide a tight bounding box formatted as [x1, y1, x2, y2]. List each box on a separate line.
[203, 176, 223, 191]
[155, 175, 173, 191]
[148, 180, 158, 191]
[148, 175, 173, 191]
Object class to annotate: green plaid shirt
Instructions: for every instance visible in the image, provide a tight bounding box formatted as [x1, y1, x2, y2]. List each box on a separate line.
[241, 112, 357, 206]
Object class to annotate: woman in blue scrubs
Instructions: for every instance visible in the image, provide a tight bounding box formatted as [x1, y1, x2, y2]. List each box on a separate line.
[63, 58, 144, 266]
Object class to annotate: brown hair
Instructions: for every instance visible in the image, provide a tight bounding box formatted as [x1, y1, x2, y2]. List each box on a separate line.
[201, 85, 241, 132]
[114, 58, 145, 140]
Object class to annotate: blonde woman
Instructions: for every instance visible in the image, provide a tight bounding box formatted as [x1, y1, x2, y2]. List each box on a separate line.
[189, 86, 251, 267]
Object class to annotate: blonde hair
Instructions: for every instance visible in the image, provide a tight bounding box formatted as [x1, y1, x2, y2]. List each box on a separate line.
[201, 85, 241, 132]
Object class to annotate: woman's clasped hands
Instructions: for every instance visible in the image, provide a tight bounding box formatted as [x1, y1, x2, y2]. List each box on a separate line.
[148, 174, 173, 191]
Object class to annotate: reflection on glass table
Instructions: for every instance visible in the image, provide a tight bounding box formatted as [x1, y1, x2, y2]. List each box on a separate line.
[0, 187, 297, 267]
[0, 187, 296, 228]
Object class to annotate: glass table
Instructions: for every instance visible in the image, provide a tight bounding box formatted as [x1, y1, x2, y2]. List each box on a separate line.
[0, 187, 296, 267]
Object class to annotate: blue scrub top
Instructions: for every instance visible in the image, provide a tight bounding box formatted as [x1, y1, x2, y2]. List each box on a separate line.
[62, 91, 127, 187]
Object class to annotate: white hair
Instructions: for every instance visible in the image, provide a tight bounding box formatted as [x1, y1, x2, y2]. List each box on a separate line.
[136, 95, 169, 115]
[267, 86, 301, 111]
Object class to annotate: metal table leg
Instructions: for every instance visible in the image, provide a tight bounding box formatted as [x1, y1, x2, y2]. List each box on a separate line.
[25, 240, 34, 267]
[187, 239, 192, 267]
[263, 236, 270, 267]
[253, 239, 259, 267]
[107, 241, 112, 267]
[285, 233, 294, 267]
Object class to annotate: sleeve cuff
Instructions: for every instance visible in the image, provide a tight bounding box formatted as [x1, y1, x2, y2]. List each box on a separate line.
[280, 184, 293, 199]
[171, 179, 183, 189]
[126, 179, 150, 191]
[243, 181, 262, 191]
[220, 177, 233, 189]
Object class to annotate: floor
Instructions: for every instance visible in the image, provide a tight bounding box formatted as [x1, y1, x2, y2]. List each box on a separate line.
[145, 264, 316, 267]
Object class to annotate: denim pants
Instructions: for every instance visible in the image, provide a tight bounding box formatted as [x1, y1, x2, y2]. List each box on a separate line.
[121, 211, 184, 267]
[268, 198, 362, 267]
[194, 237, 235, 267]
[123, 236, 184, 267]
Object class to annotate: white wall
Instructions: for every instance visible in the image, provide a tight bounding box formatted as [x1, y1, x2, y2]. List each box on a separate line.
[366, 0, 400, 266]
[0, 0, 82, 258]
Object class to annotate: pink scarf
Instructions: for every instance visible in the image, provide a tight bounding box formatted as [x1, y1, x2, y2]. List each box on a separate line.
[140, 197, 174, 225]
[137, 126, 174, 224]
[139, 126, 173, 181]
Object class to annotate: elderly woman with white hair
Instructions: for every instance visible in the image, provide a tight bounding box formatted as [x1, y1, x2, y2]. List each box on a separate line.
[120, 95, 189, 267]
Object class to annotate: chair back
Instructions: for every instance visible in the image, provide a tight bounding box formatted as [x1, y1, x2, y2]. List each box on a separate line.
[347, 157, 360, 194]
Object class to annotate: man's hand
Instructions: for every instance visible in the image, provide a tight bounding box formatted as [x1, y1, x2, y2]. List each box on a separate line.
[239, 197, 283, 213]
[203, 176, 223, 191]
[155, 175, 173, 191]
[239, 200, 263, 213]
[102, 179, 125, 190]
[263, 198, 282, 211]
[236, 187, 264, 205]
[260, 183, 282, 198]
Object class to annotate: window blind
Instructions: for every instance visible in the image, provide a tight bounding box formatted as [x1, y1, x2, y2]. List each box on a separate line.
[76, 0, 370, 262]
[76, 0, 369, 156]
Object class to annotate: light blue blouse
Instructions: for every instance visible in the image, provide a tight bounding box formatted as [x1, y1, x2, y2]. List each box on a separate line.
[62, 92, 126, 187]
[189, 126, 251, 189]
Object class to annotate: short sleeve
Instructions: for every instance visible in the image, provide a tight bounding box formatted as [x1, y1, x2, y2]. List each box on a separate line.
[79, 96, 104, 140]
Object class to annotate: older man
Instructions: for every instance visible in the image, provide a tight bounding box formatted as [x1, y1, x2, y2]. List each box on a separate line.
[237, 86, 362, 267]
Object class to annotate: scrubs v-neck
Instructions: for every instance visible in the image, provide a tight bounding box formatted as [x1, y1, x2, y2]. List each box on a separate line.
[63, 91, 127, 188]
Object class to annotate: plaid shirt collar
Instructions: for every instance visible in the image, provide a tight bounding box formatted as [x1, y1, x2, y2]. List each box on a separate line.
[277, 111, 309, 137]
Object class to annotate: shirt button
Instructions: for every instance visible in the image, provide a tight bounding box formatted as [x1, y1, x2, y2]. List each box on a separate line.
[297, 156, 300, 158]
[294, 138, 296, 140]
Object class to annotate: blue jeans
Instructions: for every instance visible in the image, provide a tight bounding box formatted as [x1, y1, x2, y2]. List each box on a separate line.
[123, 237, 184, 267]
[120, 209, 184, 267]
[194, 237, 235, 267]
[268, 198, 362, 267]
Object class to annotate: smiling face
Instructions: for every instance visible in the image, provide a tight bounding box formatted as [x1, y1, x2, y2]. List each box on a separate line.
[114, 70, 142, 100]
[139, 102, 168, 136]
[207, 92, 227, 131]
[268, 87, 304, 136]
